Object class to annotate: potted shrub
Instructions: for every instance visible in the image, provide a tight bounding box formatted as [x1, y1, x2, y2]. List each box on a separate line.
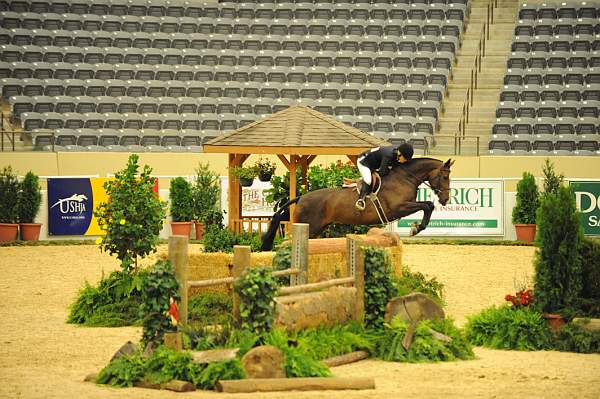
[255, 158, 276, 182]
[17, 171, 43, 241]
[512, 171, 539, 242]
[169, 177, 194, 237]
[231, 166, 257, 187]
[0, 166, 20, 241]
[192, 163, 221, 240]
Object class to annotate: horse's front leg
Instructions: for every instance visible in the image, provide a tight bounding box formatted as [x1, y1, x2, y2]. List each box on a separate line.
[395, 201, 435, 236]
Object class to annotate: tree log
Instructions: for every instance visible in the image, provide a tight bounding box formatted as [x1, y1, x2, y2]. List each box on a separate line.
[191, 348, 239, 364]
[216, 377, 375, 393]
[134, 379, 195, 392]
[322, 351, 369, 367]
[163, 332, 183, 351]
[278, 277, 355, 296]
[573, 318, 600, 332]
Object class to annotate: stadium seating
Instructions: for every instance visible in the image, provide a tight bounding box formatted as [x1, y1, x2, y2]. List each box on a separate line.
[0, 0, 470, 151]
[491, 1, 600, 155]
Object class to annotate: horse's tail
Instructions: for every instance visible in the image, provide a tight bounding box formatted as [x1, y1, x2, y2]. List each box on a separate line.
[260, 197, 301, 251]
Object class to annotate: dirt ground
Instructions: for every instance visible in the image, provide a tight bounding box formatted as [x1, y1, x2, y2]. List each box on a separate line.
[1, 244, 599, 399]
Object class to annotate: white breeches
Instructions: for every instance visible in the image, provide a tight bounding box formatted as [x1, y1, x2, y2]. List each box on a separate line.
[357, 156, 372, 186]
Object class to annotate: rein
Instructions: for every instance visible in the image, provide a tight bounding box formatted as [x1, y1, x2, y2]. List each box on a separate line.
[401, 165, 449, 196]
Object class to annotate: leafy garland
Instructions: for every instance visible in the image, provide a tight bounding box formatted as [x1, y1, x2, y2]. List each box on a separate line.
[233, 267, 279, 335]
[140, 260, 180, 348]
[364, 247, 396, 328]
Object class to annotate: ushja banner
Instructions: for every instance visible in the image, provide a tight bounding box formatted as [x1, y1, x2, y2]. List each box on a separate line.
[393, 179, 505, 236]
[47, 178, 158, 236]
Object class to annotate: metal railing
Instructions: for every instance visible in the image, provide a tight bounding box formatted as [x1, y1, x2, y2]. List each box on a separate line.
[425, 134, 480, 156]
[1, 130, 19, 152]
[456, 0, 498, 152]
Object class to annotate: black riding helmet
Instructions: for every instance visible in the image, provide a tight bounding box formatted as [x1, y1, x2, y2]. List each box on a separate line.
[397, 143, 414, 160]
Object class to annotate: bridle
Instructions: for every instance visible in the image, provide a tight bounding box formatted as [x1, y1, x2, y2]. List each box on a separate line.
[403, 165, 450, 196]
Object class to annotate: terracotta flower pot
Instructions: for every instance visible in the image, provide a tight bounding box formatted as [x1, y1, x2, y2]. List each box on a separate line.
[194, 222, 204, 240]
[170, 221, 193, 237]
[20, 223, 42, 241]
[543, 313, 566, 331]
[515, 224, 536, 242]
[0, 223, 18, 242]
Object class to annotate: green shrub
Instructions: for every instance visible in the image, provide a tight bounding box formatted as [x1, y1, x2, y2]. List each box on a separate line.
[465, 304, 552, 350]
[272, 244, 291, 285]
[192, 163, 221, 224]
[96, 347, 245, 389]
[96, 353, 147, 387]
[140, 260, 180, 348]
[364, 247, 396, 329]
[17, 171, 42, 223]
[375, 317, 474, 362]
[234, 267, 278, 335]
[188, 292, 232, 323]
[512, 172, 539, 225]
[580, 237, 600, 300]
[296, 322, 376, 360]
[95, 154, 166, 272]
[169, 177, 194, 222]
[541, 158, 564, 198]
[67, 270, 146, 327]
[393, 265, 445, 305]
[554, 322, 600, 353]
[264, 329, 331, 378]
[0, 166, 19, 223]
[202, 225, 263, 253]
[534, 185, 583, 313]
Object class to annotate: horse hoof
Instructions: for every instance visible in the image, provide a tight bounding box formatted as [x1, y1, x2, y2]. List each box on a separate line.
[409, 222, 420, 236]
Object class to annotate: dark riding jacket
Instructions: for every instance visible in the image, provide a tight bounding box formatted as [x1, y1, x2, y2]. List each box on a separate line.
[358, 146, 398, 177]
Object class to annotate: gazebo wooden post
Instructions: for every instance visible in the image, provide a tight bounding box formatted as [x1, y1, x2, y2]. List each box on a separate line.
[289, 154, 298, 222]
[228, 154, 248, 232]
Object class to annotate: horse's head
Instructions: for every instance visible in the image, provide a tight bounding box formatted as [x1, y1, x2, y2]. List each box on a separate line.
[429, 159, 454, 205]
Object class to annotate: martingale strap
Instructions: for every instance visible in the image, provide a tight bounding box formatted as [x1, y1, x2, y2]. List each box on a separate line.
[369, 194, 390, 225]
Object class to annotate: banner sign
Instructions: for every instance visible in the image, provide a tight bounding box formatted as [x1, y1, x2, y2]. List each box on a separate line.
[570, 180, 600, 236]
[393, 179, 505, 236]
[48, 178, 158, 236]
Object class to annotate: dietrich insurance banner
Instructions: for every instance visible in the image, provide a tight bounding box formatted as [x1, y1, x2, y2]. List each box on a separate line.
[394, 179, 505, 236]
[47, 178, 158, 236]
[570, 180, 600, 236]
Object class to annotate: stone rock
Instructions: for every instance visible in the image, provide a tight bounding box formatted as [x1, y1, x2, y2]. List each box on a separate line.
[384, 292, 445, 325]
[110, 341, 138, 362]
[241, 345, 286, 379]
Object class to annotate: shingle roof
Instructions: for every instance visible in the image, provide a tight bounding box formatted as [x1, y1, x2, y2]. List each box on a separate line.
[203, 105, 388, 153]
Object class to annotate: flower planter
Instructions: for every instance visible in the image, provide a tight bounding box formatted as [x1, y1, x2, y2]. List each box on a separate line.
[258, 171, 273, 182]
[170, 221, 193, 237]
[239, 177, 254, 187]
[515, 224, 536, 242]
[194, 222, 204, 241]
[20, 223, 42, 241]
[0, 223, 18, 242]
[543, 313, 565, 331]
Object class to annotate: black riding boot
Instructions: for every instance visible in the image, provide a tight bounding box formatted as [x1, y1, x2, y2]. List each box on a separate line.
[355, 183, 371, 211]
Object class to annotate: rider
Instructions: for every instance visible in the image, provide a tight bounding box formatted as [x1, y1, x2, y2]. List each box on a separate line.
[355, 143, 414, 211]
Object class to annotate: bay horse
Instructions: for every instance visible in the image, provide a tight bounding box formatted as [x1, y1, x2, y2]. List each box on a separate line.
[261, 157, 454, 251]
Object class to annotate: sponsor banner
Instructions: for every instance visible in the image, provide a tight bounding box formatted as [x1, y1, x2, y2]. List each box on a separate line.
[393, 179, 504, 236]
[48, 178, 158, 236]
[219, 177, 274, 226]
[570, 180, 600, 236]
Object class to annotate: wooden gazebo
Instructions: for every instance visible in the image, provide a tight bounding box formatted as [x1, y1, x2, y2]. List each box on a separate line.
[202, 105, 388, 232]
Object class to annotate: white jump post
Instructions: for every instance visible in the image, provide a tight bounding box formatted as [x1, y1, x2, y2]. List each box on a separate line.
[291, 223, 309, 286]
[169, 235, 189, 326]
[346, 235, 365, 323]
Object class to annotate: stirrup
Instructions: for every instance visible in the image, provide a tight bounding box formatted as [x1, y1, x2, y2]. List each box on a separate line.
[355, 199, 366, 211]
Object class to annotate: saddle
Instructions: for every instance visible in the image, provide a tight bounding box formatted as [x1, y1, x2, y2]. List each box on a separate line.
[342, 172, 381, 195]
